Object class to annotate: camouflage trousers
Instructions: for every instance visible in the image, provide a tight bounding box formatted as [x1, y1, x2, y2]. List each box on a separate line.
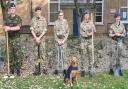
[32, 38, 46, 67]
[109, 42, 125, 69]
[55, 43, 67, 71]
[9, 36, 23, 74]
[80, 38, 97, 71]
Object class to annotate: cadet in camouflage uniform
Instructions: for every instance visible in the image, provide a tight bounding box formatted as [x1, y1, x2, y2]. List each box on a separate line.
[54, 10, 69, 74]
[109, 13, 125, 75]
[30, 6, 47, 75]
[3, 3, 22, 76]
[80, 12, 96, 76]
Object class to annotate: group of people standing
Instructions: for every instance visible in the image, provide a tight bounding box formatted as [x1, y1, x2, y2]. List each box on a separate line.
[3, 3, 126, 77]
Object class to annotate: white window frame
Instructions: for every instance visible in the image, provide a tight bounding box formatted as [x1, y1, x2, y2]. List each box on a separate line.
[48, 0, 60, 25]
[95, 0, 104, 25]
[120, 6, 128, 24]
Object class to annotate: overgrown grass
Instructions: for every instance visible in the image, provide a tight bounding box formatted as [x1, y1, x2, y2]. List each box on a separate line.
[0, 70, 128, 89]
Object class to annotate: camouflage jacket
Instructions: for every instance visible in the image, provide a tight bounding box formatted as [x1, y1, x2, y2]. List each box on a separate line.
[80, 20, 96, 38]
[54, 19, 69, 41]
[109, 22, 126, 42]
[4, 14, 22, 37]
[30, 16, 47, 36]
[109, 22, 125, 36]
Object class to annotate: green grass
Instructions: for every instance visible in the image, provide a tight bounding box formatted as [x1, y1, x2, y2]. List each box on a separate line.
[0, 70, 128, 89]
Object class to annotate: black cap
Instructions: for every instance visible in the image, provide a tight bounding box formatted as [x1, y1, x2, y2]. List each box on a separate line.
[114, 13, 121, 18]
[9, 3, 16, 8]
[35, 6, 42, 12]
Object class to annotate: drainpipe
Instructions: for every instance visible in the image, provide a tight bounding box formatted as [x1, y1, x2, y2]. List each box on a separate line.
[127, 0, 128, 20]
[127, 0, 128, 8]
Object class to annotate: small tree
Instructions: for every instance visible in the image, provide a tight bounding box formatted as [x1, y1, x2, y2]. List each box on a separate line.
[0, 0, 10, 20]
[29, 0, 33, 19]
[0, 0, 23, 21]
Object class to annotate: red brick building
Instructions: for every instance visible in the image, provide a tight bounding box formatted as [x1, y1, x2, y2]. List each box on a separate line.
[0, 0, 128, 36]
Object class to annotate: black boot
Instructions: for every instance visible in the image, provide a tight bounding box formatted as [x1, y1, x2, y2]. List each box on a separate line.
[54, 70, 59, 75]
[81, 70, 85, 77]
[33, 63, 41, 76]
[109, 68, 114, 75]
[10, 67, 14, 74]
[43, 67, 48, 75]
[16, 69, 21, 76]
[119, 69, 123, 76]
[38, 63, 41, 75]
[63, 69, 67, 76]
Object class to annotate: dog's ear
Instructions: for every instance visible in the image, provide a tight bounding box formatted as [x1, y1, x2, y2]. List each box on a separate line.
[63, 69, 67, 77]
[63, 69, 67, 74]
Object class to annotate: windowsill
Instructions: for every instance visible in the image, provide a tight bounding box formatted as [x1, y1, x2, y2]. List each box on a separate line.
[121, 21, 128, 24]
[48, 22, 104, 26]
[60, 1, 93, 4]
[48, 22, 55, 26]
[95, 23, 104, 25]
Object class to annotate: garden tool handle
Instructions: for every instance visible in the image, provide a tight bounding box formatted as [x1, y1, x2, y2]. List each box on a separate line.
[92, 27, 94, 65]
[91, 13, 95, 65]
[6, 32, 10, 75]
[38, 44, 40, 59]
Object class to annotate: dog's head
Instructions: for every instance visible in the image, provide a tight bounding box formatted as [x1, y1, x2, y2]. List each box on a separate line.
[70, 57, 78, 66]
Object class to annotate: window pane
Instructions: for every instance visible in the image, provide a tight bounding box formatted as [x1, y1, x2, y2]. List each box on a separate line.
[96, 13, 102, 15]
[95, 2, 102, 23]
[50, 3, 59, 12]
[96, 16, 102, 22]
[49, 0, 59, 23]
[96, 3, 102, 12]
[50, 13, 58, 22]
[120, 8, 128, 21]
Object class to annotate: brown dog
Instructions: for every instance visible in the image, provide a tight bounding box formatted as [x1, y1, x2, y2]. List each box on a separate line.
[63, 57, 79, 85]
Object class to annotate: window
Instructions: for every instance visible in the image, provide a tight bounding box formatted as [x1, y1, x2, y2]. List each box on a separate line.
[95, 0, 104, 24]
[120, 7, 128, 23]
[48, 0, 60, 25]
